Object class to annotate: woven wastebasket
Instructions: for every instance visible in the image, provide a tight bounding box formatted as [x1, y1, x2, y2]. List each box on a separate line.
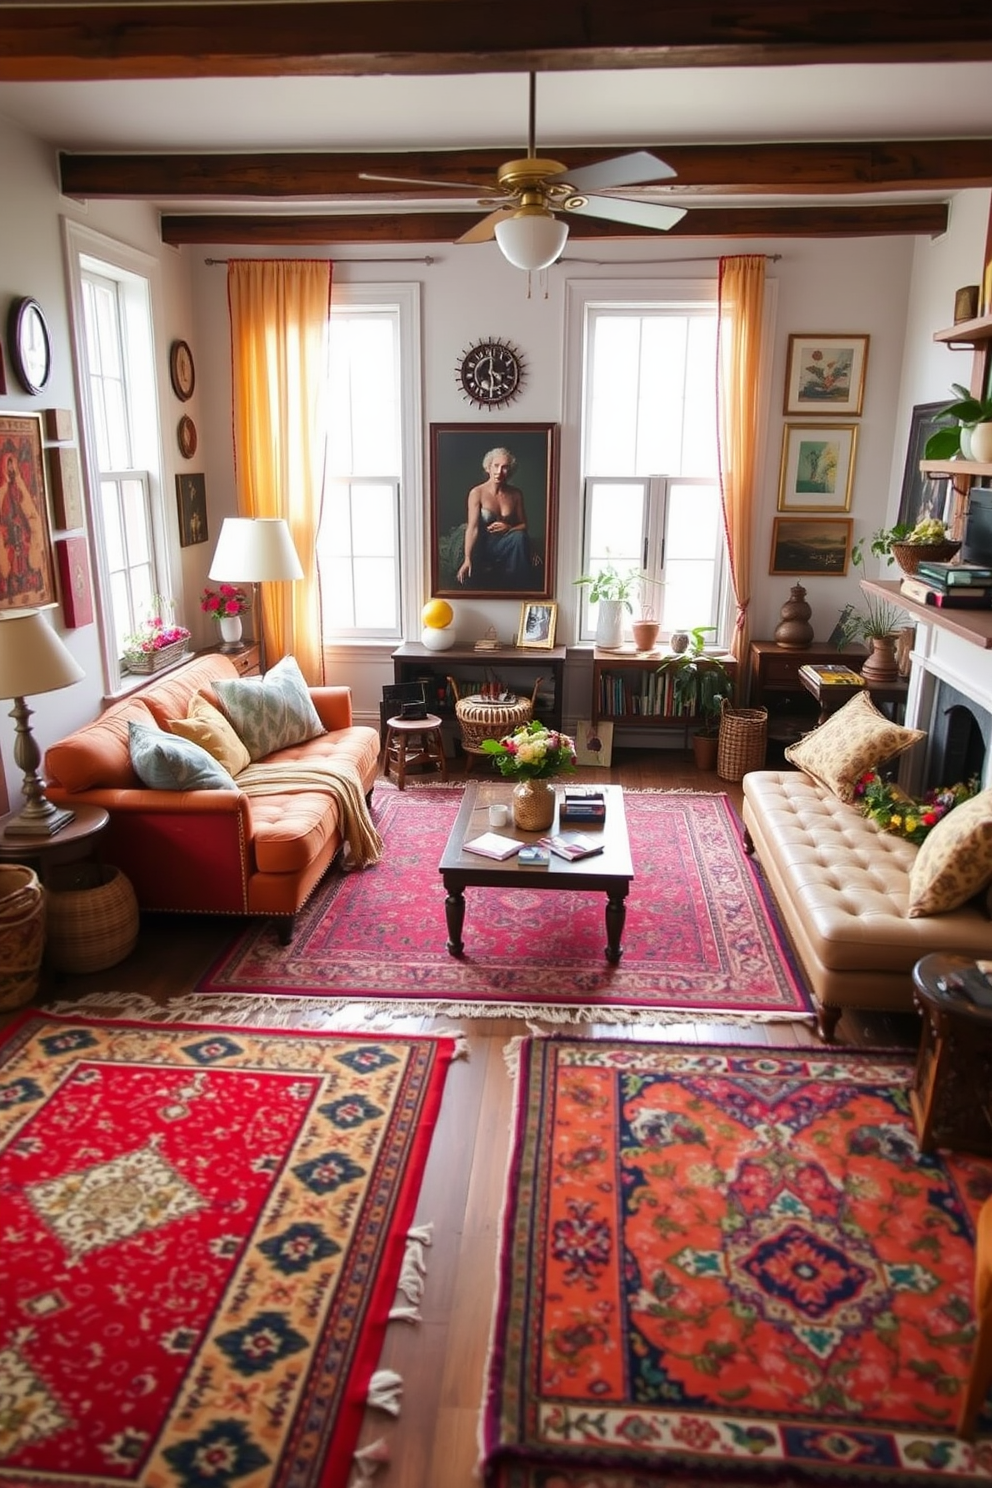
[45, 862, 139, 974]
[448, 675, 542, 772]
[0, 864, 46, 1010]
[717, 700, 768, 782]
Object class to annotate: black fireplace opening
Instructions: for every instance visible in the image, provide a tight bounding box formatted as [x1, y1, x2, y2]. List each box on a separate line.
[925, 680, 990, 791]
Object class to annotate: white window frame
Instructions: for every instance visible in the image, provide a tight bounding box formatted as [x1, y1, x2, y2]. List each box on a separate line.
[62, 219, 174, 691]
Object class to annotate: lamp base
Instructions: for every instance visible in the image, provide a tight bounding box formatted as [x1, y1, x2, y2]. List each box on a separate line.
[4, 803, 76, 838]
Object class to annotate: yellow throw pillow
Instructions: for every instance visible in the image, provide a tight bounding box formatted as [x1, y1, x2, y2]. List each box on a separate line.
[908, 787, 992, 917]
[783, 691, 925, 803]
[168, 693, 250, 776]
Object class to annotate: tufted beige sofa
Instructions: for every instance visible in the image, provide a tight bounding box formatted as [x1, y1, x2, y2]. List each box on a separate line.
[741, 769, 992, 1040]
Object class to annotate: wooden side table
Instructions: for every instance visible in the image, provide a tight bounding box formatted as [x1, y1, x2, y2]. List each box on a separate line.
[797, 669, 908, 725]
[911, 953, 992, 1154]
[0, 804, 110, 877]
[383, 714, 448, 789]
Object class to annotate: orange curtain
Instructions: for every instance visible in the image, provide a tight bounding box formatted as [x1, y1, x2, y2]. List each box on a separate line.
[716, 254, 766, 675]
[227, 259, 331, 683]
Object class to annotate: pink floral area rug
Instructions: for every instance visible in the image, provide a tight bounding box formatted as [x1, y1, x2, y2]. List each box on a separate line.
[195, 788, 814, 1025]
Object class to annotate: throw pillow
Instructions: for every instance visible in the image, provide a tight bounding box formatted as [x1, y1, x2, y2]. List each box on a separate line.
[213, 654, 325, 762]
[908, 787, 992, 916]
[783, 691, 925, 803]
[167, 693, 250, 776]
[128, 721, 237, 792]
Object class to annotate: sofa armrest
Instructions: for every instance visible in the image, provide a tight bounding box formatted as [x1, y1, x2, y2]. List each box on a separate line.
[310, 686, 354, 731]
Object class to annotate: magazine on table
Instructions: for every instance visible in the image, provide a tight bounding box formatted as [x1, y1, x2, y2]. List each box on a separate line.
[462, 832, 522, 861]
[537, 832, 605, 862]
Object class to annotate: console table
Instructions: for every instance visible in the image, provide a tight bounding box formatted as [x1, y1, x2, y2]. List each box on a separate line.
[748, 640, 868, 744]
[392, 643, 565, 734]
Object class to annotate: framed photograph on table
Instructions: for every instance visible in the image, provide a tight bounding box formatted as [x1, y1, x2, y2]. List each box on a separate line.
[778, 422, 857, 511]
[897, 401, 951, 530]
[0, 412, 57, 612]
[517, 600, 557, 649]
[770, 517, 852, 576]
[783, 334, 869, 416]
[429, 422, 558, 600]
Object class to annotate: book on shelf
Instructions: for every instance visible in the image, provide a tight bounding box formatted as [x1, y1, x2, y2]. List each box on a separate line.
[562, 785, 605, 801]
[517, 844, 551, 867]
[559, 803, 607, 822]
[537, 832, 605, 862]
[462, 832, 522, 861]
[797, 663, 865, 687]
[915, 560, 992, 587]
[900, 576, 992, 609]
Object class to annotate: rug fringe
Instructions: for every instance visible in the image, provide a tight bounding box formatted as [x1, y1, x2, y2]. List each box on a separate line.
[366, 1368, 403, 1415]
[388, 1222, 433, 1321]
[503, 1035, 527, 1081]
[352, 1438, 391, 1481]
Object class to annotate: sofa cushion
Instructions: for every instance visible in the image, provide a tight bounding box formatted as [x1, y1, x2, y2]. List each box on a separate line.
[908, 788, 992, 917]
[784, 691, 925, 803]
[168, 694, 251, 776]
[214, 655, 326, 762]
[128, 721, 237, 792]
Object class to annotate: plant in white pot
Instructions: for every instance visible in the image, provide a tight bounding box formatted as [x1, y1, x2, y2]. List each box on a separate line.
[923, 383, 992, 464]
[574, 562, 654, 650]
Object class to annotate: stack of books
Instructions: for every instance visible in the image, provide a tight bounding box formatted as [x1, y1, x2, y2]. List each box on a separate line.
[559, 786, 606, 824]
[797, 663, 866, 688]
[900, 561, 992, 610]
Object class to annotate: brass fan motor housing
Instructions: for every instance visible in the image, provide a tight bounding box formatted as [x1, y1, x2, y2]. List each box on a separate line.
[495, 157, 568, 194]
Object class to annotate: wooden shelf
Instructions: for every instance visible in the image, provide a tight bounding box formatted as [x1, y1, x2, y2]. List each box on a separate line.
[933, 313, 992, 348]
[920, 459, 992, 479]
[860, 578, 992, 650]
[591, 646, 737, 727]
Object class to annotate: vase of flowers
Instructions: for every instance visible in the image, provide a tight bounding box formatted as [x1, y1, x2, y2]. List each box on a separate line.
[201, 583, 250, 651]
[480, 720, 576, 831]
[122, 599, 191, 675]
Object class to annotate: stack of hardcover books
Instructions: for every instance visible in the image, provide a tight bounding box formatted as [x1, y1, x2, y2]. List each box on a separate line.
[559, 785, 606, 825]
[900, 561, 992, 610]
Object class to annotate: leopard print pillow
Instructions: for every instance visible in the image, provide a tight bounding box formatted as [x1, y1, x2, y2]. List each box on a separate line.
[908, 788, 992, 916]
[784, 690, 925, 804]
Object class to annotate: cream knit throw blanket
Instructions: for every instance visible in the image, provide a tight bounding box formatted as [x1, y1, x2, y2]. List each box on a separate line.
[235, 759, 383, 868]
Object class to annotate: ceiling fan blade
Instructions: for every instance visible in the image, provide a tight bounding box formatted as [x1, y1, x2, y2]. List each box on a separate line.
[546, 151, 677, 194]
[456, 208, 514, 245]
[563, 196, 687, 231]
[359, 170, 493, 193]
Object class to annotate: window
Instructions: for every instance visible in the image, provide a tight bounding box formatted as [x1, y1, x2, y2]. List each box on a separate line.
[64, 221, 172, 689]
[317, 283, 421, 642]
[576, 294, 726, 643]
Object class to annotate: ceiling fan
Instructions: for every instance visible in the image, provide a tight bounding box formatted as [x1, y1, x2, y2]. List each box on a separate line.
[359, 73, 686, 272]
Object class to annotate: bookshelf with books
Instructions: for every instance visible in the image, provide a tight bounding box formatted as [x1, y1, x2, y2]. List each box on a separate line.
[590, 647, 738, 735]
[392, 642, 566, 735]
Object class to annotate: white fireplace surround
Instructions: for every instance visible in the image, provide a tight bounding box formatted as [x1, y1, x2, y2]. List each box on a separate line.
[902, 618, 992, 794]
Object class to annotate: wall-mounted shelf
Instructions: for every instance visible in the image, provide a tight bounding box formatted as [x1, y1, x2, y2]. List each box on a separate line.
[933, 313, 992, 348]
[861, 578, 992, 650]
[920, 459, 992, 480]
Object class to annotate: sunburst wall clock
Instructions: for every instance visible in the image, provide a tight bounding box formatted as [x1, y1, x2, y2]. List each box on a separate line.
[456, 338, 526, 410]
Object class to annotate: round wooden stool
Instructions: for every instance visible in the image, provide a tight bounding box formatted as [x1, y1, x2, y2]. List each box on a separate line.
[383, 713, 448, 789]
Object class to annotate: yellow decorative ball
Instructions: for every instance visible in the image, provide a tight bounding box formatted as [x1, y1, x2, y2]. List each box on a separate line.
[421, 598, 453, 630]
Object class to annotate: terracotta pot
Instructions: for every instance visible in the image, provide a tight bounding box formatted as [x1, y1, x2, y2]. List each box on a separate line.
[692, 732, 719, 771]
[631, 618, 660, 651]
[511, 778, 557, 832]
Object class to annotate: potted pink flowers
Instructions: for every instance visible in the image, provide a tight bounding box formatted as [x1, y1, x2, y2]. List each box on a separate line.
[201, 583, 250, 649]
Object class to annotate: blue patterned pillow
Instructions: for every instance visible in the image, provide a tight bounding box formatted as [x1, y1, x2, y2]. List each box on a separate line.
[213, 654, 326, 762]
[128, 721, 237, 791]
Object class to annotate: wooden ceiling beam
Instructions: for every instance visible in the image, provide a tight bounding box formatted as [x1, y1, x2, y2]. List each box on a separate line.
[3, 2, 991, 83]
[160, 203, 949, 247]
[60, 141, 992, 201]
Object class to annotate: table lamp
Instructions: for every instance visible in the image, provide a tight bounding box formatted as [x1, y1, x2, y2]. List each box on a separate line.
[0, 610, 85, 837]
[208, 518, 304, 674]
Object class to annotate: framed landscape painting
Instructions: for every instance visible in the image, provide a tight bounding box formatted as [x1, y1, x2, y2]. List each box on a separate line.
[777, 422, 857, 512]
[783, 334, 869, 416]
[770, 517, 852, 576]
[430, 422, 559, 600]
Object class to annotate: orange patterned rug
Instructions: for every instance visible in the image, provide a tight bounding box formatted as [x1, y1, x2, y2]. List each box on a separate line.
[482, 1039, 992, 1486]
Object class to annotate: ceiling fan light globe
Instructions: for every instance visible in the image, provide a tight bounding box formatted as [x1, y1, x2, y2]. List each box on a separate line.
[494, 210, 569, 272]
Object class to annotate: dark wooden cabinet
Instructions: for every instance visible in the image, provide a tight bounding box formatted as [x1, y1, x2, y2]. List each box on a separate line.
[748, 640, 867, 745]
[201, 643, 261, 678]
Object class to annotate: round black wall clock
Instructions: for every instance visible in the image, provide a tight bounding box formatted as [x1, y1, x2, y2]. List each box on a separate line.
[456, 338, 525, 409]
[8, 297, 52, 395]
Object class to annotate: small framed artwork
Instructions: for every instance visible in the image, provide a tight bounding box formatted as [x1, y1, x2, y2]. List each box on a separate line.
[176, 472, 209, 547]
[575, 719, 614, 768]
[0, 412, 58, 612]
[169, 339, 195, 401]
[897, 401, 950, 530]
[43, 408, 74, 442]
[55, 534, 94, 627]
[783, 334, 869, 417]
[177, 414, 198, 459]
[770, 517, 852, 576]
[47, 445, 84, 530]
[517, 600, 557, 648]
[778, 422, 857, 512]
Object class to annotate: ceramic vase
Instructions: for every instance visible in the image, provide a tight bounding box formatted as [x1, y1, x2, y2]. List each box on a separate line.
[219, 614, 243, 647]
[512, 778, 556, 832]
[773, 584, 814, 650]
[595, 600, 625, 650]
[862, 634, 900, 685]
[970, 421, 992, 464]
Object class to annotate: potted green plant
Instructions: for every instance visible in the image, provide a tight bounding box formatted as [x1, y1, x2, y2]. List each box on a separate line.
[851, 516, 960, 576]
[656, 628, 734, 768]
[923, 383, 992, 463]
[574, 563, 655, 649]
[836, 590, 910, 684]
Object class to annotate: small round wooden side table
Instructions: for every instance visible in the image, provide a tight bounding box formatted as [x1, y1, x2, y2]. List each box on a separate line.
[911, 953, 992, 1155]
[0, 804, 110, 876]
[383, 714, 448, 790]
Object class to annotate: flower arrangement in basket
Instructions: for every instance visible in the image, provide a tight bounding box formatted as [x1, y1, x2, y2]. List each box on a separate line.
[122, 597, 190, 675]
[481, 720, 577, 780]
[200, 583, 250, 619]
[854, 770, 979, 846]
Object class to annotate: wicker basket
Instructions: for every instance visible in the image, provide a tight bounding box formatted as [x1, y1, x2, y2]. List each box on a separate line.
[889, 540, 961, 576]
[123, 639, 190, 675]
[0, 865, 45, 1010]
[448, 674, 542, 758]
[45, 863, 139, 974]
[717, 700, 768, 782]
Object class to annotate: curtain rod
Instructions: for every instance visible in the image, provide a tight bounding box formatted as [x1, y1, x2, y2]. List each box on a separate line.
[204, 255, 437, 266]
[560, 252, 783, 265]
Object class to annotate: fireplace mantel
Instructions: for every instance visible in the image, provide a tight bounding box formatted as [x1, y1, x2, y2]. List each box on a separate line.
[860, 579, 992, 650]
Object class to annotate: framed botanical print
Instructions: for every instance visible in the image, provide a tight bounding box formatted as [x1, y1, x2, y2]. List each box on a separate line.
[783, 334, 869, 416]
[430, 423, 558, 600]
[0, 412, 58, 612]
[778, 422, 857, 512]
[770, 517, 852, 576]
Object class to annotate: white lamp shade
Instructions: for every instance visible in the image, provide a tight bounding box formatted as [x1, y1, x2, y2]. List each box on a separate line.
[494, 210, 569, 272]
[0, 611, 85, 699]
[208, 517, 304, 582]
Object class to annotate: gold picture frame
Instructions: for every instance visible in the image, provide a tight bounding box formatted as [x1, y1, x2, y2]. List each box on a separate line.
[777, 422, 857, 512]
[517, 601, 557, 649]
[783, 334, 869, 416]
[0, 412, 58, 612]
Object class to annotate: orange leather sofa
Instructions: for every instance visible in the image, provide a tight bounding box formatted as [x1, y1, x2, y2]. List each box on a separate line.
[44, 653, 380, 941]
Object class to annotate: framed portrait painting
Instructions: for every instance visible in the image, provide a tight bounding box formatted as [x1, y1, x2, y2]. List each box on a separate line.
[777, 422, 857, 512]
[176, 472, 209, 547]
[770, 517, 852, 576]
[0, 412, 58, 612]
[897, 401, 951, 531]
[783, 334, 869, 416]
[430, 423, 559, 600]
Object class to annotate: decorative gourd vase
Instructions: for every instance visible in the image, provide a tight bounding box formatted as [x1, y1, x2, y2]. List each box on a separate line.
[773, 584, 814, 650]
[970, 421, 992, 464]
[511, 778, 556, 832]
[861, 634, 900, 685]
[595, 600, 625, 650]
[218, 615, 243, 649]
[670, 630, 690, 654]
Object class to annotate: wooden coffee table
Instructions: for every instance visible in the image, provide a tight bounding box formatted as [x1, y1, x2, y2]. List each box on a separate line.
[438, 781, 633, 963]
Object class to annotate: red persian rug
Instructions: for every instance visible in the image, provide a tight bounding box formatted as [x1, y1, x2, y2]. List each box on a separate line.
[198, 788, 812, 1023]
[0, 1011, 456, 1488]
[482, 1039, 992, 1487]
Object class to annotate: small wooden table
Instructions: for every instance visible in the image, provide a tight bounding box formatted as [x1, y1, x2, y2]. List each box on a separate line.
[438, 781, 634, 964]
[797, 669, 908, 725]
[910, 953, 992, 1154]
[0, 804, 110, 879]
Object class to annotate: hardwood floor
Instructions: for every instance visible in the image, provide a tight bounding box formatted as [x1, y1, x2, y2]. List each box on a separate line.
[8, 749, 921, 1486]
